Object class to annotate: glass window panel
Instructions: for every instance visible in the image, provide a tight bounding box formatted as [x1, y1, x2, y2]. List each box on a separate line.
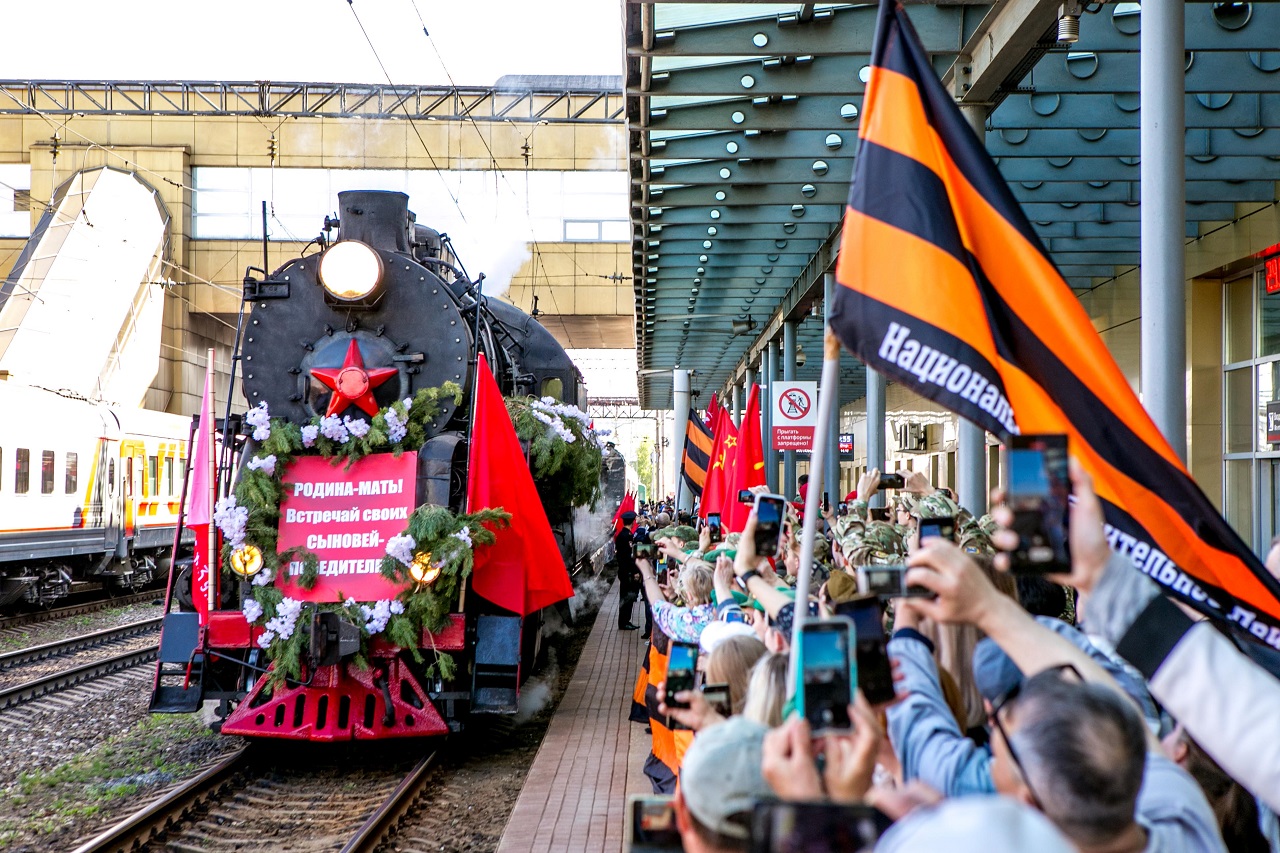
[1226, 367, 1254, 453]
[15, 448, 27, 495]
[1225, 459, 1254, 546]
[1257, 269, 1280, 357]
[1260, 362, 1280, 450]
[148, 455, 158, 498]
[541, 377, 564, 401]
[1226, 274, 1254, 363]
[65, 452, 77, 494]
[601, 220, 631, 242]
[564, 221, 600, 241]
[40, 450, 54, 494]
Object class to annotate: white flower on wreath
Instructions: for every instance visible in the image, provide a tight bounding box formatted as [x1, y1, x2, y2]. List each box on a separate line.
[385, 407, 408, 444]
[386, 534, 416, 567]
[265, 597, 303, 641]
[251, 566, 275, 587]
[344, 416, 370, 439]
[245, 402, 271, 441]
[246, 454, 276, 476]
[213, 497, 248, 550]
[301, 424, 319, 448]
[242, 598, 263, 623]
[452, 527, 473, 549]
[319, 415, 350, 444]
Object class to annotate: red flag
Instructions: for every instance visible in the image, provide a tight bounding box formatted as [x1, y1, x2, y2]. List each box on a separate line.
[467, 354, 574, 616]
[723, 384, 765, 533]
[612, 491, 637, 536]
[705, 392, 721, 428]
[188, 356, 217, 623]
[699, 407, 739, 519]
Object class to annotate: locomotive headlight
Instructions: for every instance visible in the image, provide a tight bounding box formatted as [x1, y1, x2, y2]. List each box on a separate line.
[409, 552, 442, 586]
[319, 240, 383, 302]
[230, 544, 264, 578]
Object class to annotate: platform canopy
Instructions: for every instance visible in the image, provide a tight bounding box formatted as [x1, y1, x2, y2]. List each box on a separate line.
[627, 1, 1280, 408]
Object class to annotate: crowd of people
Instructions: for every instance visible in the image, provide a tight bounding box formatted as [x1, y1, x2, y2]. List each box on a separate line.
[613, 468, 1280, 852]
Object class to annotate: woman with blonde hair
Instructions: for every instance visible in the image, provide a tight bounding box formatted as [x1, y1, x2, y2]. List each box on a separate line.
[705, 634, 767, 716]
[742, 652, 789, 728]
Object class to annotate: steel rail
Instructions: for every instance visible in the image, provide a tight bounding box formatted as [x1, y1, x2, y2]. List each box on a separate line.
[0, 645, 157, 710]
[68, 748, 251, 853]
[340, 751, 441, 853]
[0, 618, 161, 670]
[0, 592, 160, 633]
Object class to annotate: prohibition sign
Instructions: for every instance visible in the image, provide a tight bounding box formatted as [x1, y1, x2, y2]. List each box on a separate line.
[778, 388, 812, 420]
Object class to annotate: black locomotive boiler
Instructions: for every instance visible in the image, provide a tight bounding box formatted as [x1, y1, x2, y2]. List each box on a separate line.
[151, 190, 621, 740]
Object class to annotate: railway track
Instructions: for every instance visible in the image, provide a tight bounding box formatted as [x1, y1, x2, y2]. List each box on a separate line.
[0, 644, 158, 711]
[0, 591, 162, 635]
[70, 748, 439, 853]
[0, 619, 162, 712]
[0, 617, 161, 670]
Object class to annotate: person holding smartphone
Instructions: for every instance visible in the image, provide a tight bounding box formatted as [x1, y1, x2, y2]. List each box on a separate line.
[637, 554, 717, 645]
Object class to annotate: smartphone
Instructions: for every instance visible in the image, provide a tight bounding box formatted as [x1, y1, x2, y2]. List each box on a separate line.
[799, 620, 853, 734]
[634, 541, 655, 558]
[837, 501, 848, 517]
[707, 512, 723, 544]
[917, 515, 956, 542]
[1007, 434, 1070, 574]
[822, 491, 830, 513]
[665, 641, 699, 726]
[857, 565, 935, 599]
[835, 598, 896, 705]
[867, 506, 891, 522]
[627, 795, 683, 853]
[750, 801, 892, 853]
[753, 493, 787, 558]
[738, 488, 755, 504]
[701, 682, 732, 717]
[878, 472, 905, 490]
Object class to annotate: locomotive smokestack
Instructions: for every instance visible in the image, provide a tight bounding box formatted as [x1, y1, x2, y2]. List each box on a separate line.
[336, 191, 412, 253]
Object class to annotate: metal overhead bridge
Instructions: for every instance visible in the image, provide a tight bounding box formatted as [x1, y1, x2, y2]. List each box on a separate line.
[0, 79, 626, 124]
[626, 1, 1280, 410]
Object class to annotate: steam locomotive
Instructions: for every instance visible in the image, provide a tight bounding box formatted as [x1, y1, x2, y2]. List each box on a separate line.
[150, 190, 621, 741]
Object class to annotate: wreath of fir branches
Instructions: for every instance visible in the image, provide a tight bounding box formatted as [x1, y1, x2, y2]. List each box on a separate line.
[505, 396, 604, 512]
[216, 384, 511, 692]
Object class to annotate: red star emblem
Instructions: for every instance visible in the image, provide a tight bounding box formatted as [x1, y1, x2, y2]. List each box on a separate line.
[310, 339, 397, 417]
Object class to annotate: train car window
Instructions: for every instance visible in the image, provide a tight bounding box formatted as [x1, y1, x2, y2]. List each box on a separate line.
[65, 452, 78, 494]
[541, 376, 564, 401]
[108, 458, 115, 488]
[166, 457, 174, 496]
[15, 448, 29, 494]
[41, 450, 55, 494]
[148, 455, 158, 498]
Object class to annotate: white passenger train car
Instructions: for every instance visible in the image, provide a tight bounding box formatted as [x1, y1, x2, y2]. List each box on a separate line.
[0, 381, 192, 607]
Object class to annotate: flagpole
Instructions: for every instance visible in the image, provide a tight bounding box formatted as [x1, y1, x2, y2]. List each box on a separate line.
[787, 329, 841, 698]
[205, 348, 217, 614]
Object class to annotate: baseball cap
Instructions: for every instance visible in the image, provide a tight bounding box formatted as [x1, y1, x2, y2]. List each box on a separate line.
[875, 796, 1074, 852]
[679, 717, 774, 840]
[698, 620, 757, 655]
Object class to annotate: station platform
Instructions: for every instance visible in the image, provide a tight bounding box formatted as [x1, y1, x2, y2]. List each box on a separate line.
[497, 579, 651, 853]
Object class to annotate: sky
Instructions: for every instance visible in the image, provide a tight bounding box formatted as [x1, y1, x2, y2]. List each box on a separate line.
[0, 1, 623, 84]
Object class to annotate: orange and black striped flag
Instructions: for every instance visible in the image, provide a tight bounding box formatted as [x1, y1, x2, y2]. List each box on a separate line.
[681, 407, 715, 497]
[830, 0, 1280, 646]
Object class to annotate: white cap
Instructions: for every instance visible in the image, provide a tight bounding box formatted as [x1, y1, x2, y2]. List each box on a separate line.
[698, 620, 757, 655]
